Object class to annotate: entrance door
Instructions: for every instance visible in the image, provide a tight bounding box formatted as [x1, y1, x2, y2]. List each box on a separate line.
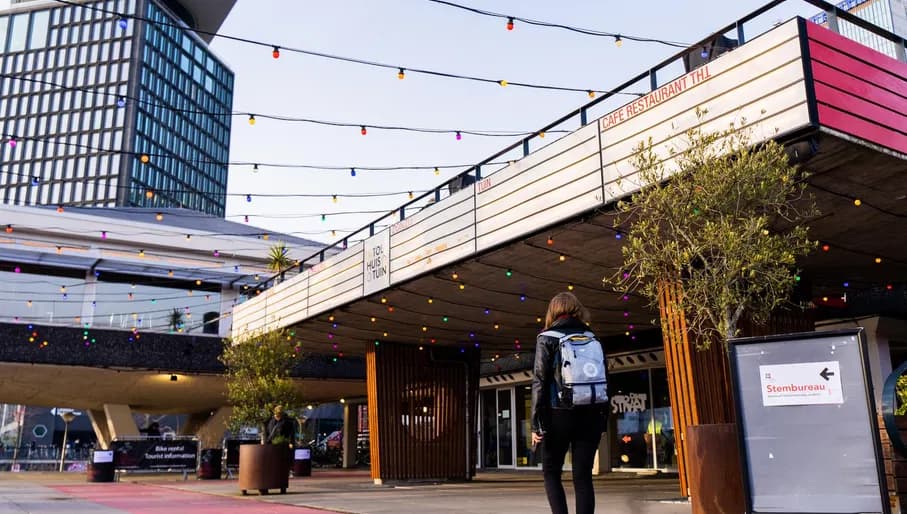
[479, 388, 516, 468]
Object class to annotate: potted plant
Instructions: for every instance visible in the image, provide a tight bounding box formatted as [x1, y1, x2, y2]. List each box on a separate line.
[168, 308, 184, 333]
[606, 111, 818, 512]
[220, 328, 302, 495]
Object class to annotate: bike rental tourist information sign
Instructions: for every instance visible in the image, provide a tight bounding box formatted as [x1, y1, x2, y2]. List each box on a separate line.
[728, 328, 888, 513]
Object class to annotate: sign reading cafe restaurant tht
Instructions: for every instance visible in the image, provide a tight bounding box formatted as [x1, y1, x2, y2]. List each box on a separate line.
[363, 230, 391, 296]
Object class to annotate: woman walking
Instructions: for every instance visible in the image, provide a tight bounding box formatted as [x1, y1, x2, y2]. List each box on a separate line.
[531, 292, 609, 514]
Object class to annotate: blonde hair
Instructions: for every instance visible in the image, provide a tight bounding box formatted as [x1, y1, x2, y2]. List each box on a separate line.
[544, 292, 590, 329]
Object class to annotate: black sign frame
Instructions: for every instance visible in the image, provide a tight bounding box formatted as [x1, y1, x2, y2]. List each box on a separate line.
[728, 328, 890, 514]
[111, 438, 199, 471]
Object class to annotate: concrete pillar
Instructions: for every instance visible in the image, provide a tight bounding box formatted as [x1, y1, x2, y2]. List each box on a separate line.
[182, 407, 231, 449]
[219, 287, 239, 338]
[87, 409, 112, 449]
[592, 430, 611, 475]
[102, 404, 138, 442]
[81, 271, 98, 327]
[341, 402, 356, 468]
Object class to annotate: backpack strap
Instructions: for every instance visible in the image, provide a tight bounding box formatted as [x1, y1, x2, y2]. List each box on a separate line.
[539, 330, 565, 339]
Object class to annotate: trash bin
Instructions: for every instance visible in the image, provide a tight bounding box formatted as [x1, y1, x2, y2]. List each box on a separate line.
[198, 448, 223, 479]
[87, 449, 115, 482]
[292, 447, 311, 477]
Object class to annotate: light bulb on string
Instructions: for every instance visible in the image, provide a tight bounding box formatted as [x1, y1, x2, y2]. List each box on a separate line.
[587, 90, 596, 98]
[332, 195, 338, 203]
[246, 194, 252, 203]
[854, 198, 862, 206]
[499, 80, 508, 87]
[117, 17, 127, 30]
[614, 35, 623, 47]
[117, 97, 126, 108]
[248, 115, 256, 126]
[398, 68, 405, 80]
[56, 205, 64, 213]
[272, 46, 280, 59]
[155, 212, 163, 221]
[101, 231, 107, 239]
[456, 131, 462, 141]
[321, 214, 326, 222]
[253, 164, 259, 172]
[505, 269, 512, 277]
[506, 17, 514, 30]
[350, 168, 356, 177]
[408, 191, 414, 199]
[244, 215, 249, 223]
[434, 167, 440, 176]
[139, 154, 150, 164]
[31, 176, 39, 186]
[360, 126, 367, 136]
[701, 47, 709, 58]
[145, 190, 154, 199]
[5, 225, 12, 233]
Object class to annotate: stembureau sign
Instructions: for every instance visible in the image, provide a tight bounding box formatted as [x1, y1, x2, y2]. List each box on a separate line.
[759, 361, 844, 407]
[601, 65, 712, 131]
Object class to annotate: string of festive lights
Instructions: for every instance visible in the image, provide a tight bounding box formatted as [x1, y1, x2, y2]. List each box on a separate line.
[0, 73, 572, 138]
[50, 0, 645, 97]
[426, 0, 690, 48]
[1, 132, 507, 172]
[0, 166, 437, 201]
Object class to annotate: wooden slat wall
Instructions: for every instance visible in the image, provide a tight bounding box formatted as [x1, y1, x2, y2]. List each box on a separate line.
[659, 280, 816, 496]
[366, 343, 479, 481]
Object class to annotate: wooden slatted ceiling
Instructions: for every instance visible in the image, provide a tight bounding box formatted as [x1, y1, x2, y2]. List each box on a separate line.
[807, 22, 907, 155]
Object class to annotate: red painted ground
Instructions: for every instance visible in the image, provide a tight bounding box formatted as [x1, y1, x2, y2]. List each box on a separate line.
[50, 483, 333, 513]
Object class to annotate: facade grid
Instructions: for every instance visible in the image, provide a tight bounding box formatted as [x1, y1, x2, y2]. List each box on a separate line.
[0, 0, 233, 216]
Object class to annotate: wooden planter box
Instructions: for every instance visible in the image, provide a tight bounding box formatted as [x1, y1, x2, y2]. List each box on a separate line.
[238, 444, 290, 495]
[686, 423, 745, 514]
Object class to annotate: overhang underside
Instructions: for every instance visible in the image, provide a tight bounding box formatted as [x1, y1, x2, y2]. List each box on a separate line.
[282, 131, 907, 358]
[0, 362, 365, 413]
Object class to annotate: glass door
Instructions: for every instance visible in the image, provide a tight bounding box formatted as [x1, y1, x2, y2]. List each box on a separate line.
[496, 389, 513, 467]
[481, 390, 497, 468]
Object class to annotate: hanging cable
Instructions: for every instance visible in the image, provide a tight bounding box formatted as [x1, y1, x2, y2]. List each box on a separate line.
[425, 0, 690, 47]
[0, 73, 574, 138]
[49, 0, 644, 97]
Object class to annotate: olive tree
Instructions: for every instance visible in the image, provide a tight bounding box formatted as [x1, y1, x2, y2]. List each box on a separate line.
[607, 113, 818, 346]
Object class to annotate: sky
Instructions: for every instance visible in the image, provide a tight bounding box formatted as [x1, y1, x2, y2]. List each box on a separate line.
[211, 0, 820, 259]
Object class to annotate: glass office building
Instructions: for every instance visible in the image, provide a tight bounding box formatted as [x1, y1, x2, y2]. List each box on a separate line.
[810, 0, 907, 58]
[0, 0, 234, 216]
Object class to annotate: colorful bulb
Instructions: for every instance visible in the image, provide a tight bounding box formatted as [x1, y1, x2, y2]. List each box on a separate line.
[398, 68, 405, 80]
[614, 35, 623, 47]
[361, 125, 367, 136]
[5, 225, 12, 233]
[246, 194, 252, 203]
[455, 131, 462, 141]
[506, 17, 514, 30]
[118, 17, 127, 30]
[701, 48, 709, 58]
[155, 212, 163, 221]
[117, 97, 126, 108]
[434, 167, 440, 176]
[140, 154, 150, 164]
[272, 46, 280, 59]
[248, 115, 256, 126]
[588, 90, 595, 99]
[8, 137, 15, 148]
[350, 168, 356, 177]
[499, 80, 508, 87]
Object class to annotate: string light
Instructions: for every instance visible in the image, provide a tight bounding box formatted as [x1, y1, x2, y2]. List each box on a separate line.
[547, 236, 554, 245]
[246, 194, 252, 203]
[434, 167, 441, 176]
[615, 35, 623, 47]
[145, 190, 154, 199]
[428, 297, 434, 304]
[398, 68, 405, 80]
[138, 249, 145, 257]
[360, 125, 367, 136]
[456, 131, 462, 141]
[505, 269, 513, 277]
[587, 90, 595, 98]
[350, 168, 357, 177]
[854, 198, 862, 206]
[56, 205, 64, 213]
[117, 97, 126, 108]
[5, 225, 12, 233]
[506, 17, 514, 30]
[559, 254, 566, 262]
[567, 283, 574, 291]
[459, 284, 466, 290]
[875, 257, 882, 264]
[408, 191, 414, 199]
[155, 212, 163, 221]
[272, 46, 280, 59]
[248, 115, 256, 126]
[140, 154, 150, 164]
[7, 136, 16, 148]
[452, 272, 459, 280]
[701, 47, 709, 58]
[499, 80, 508, 87]
[101, 231, 107, 239]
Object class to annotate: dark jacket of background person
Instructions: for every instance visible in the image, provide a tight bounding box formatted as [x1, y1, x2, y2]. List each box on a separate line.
[265, 415, 296, 445]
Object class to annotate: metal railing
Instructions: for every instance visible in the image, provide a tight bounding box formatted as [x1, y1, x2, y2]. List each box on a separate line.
[248, 0, 907, 295]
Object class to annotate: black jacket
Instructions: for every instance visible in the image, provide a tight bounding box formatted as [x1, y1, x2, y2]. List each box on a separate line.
[531, 316, 600, 434]
[265, 416, 296, 444]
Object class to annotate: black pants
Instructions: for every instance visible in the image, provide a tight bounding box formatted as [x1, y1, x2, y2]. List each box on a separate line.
[541, 407, 605, 514]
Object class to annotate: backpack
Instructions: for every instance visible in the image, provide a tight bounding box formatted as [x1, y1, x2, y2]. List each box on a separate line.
[540, 329, 608, 407]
